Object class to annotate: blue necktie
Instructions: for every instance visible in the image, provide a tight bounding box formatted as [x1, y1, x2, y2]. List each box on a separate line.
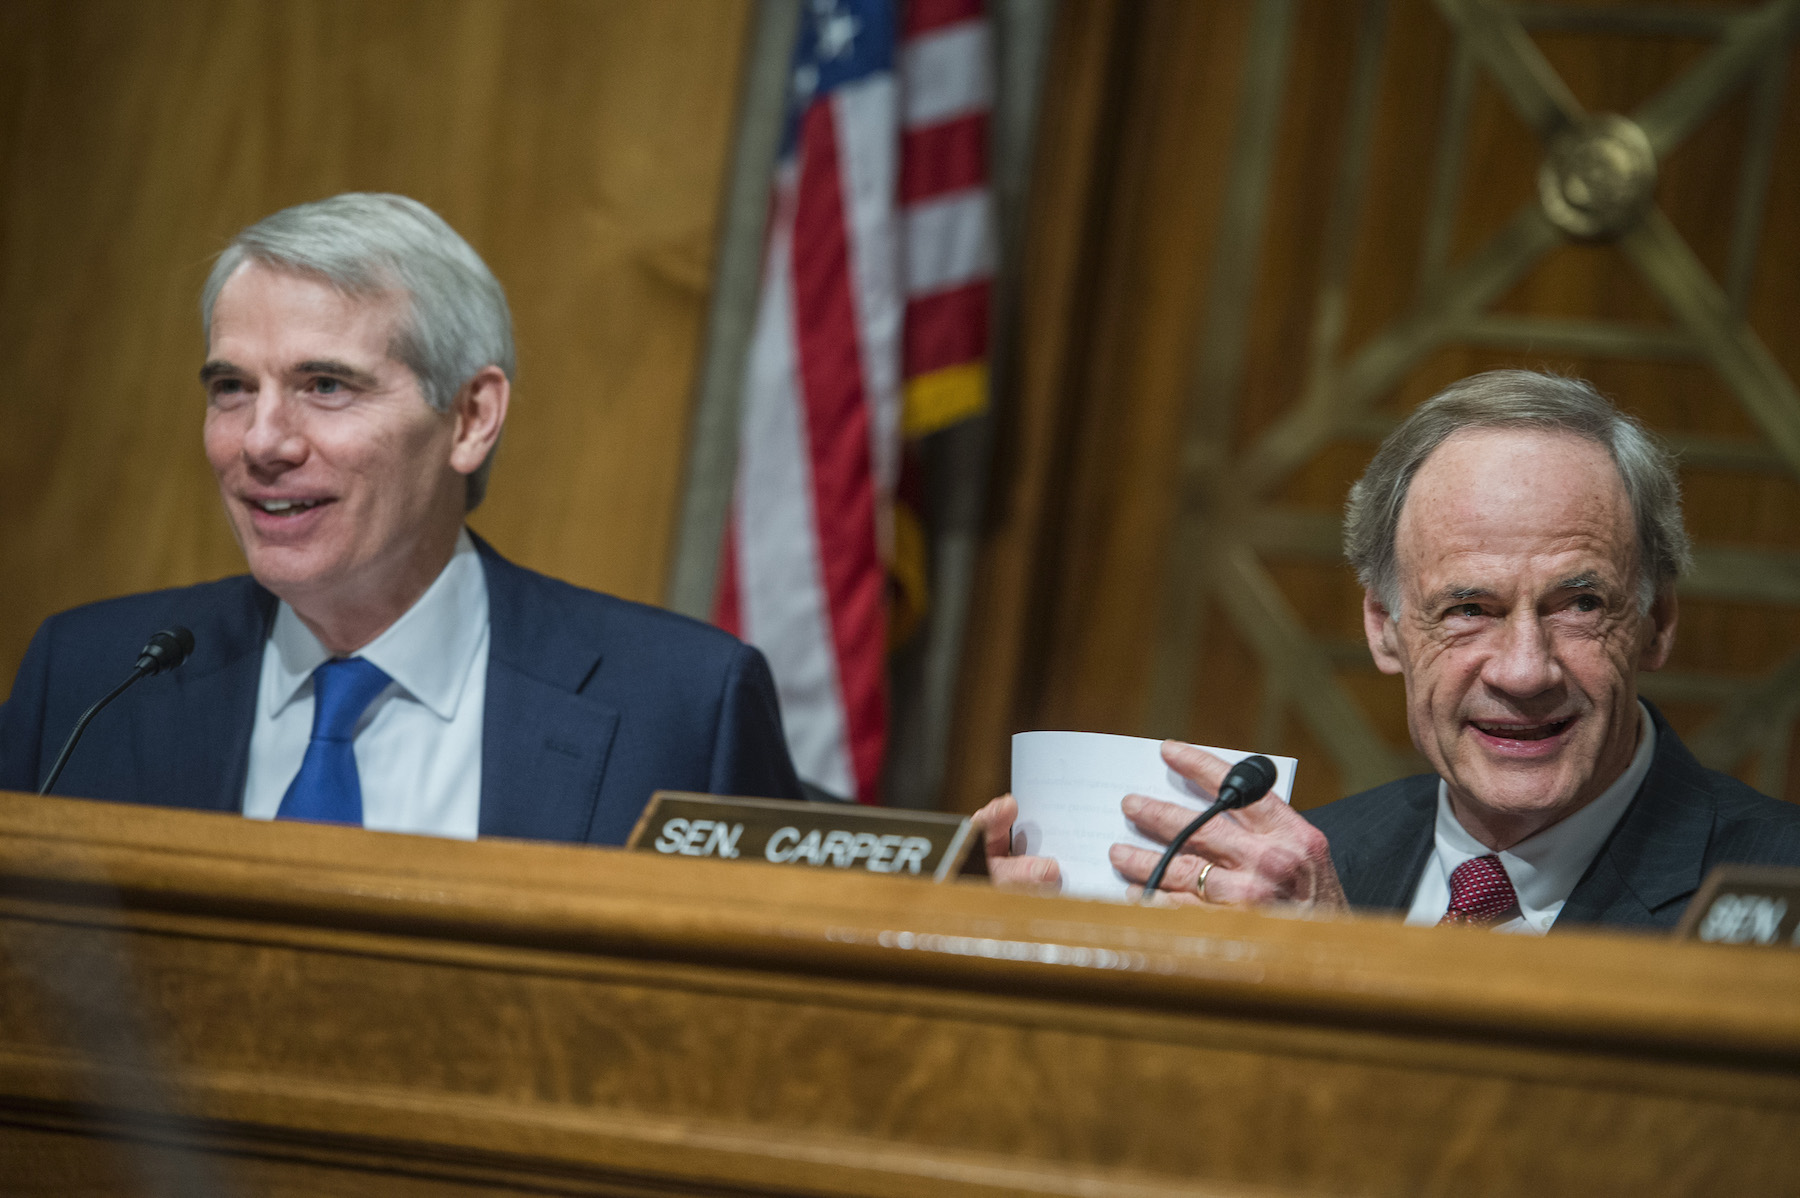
[276, 657, 392, 825]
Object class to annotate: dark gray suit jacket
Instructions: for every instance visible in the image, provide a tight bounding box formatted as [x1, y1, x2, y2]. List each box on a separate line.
[1303, 703, 1800, 930]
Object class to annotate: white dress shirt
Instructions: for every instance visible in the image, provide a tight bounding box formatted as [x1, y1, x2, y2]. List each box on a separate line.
[241, 529, 489, 839]
[1404, 701, 1657, 934]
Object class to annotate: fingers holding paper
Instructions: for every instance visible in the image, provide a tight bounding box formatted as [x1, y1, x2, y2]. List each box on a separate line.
[971, 793, 1063, 892]
[1111, 740, 1349, 911]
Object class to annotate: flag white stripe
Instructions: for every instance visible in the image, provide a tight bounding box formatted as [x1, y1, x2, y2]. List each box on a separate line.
[831, 79, 904, 543]
[901, 22, 992, 128]
[735, 202, 855, 798]
[727, 5, 998, 803]
[903, 189, 995, 297]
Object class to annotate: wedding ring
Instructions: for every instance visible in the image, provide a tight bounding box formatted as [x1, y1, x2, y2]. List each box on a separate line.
[1196, 860, 1215, 902]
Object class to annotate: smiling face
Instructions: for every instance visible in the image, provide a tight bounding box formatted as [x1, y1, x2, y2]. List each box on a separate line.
[202, 263, 494, 652]
[1363, 427, 1677, 849]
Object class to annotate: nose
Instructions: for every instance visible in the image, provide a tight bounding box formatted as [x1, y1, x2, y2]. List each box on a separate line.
[1480, 609, 1562, 700]
[240, 391, 307, 474]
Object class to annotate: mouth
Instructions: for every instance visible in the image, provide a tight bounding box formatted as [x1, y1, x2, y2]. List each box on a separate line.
[247, 497, 331, 517]
[1470, 717, 1574, 744]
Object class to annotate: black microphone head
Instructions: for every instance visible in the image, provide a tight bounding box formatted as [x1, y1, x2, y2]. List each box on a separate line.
[1217, 754, 1279, 809]
[136, 626, 195, 675]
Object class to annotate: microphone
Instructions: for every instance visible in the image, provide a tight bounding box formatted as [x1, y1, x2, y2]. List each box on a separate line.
[135, 627, 194, 675]
[1139, 754, 1279, 900]
[38, 627, 195, 795]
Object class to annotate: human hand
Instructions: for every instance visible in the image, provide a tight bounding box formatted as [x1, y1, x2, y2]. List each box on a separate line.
[970, 793, 1062, 892]
[1108, 741, 1347, 911]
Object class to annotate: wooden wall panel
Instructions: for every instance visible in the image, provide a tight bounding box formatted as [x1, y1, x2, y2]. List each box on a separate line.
[0, 0, 749, 696]
[949, 0, 1800, 813]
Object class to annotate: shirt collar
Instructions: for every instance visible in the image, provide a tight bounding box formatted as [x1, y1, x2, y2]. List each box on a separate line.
[264, 529, 489, 722]
[1433, 701, 1657, 930]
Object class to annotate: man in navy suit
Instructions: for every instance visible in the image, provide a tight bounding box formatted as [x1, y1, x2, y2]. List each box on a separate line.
[978, 371, 1800, 930]
[0, 193, 802, 841]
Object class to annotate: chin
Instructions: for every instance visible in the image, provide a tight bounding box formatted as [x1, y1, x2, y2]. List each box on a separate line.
[1459, 763, 1585, 817]
[241, 548, 346, 601]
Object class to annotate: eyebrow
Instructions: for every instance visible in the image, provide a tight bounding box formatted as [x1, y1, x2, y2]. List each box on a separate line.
[295, 359, 381, 387]
[197, 359, 381, 388]
[1428, 575, 1607, 608]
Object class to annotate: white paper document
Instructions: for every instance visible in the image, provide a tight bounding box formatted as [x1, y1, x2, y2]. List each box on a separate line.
[1010, 731, 1298, 902]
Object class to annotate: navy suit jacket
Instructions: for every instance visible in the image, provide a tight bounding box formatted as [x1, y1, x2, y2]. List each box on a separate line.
[0, 537, 803, 844]
[1304, 703, 1800, 930]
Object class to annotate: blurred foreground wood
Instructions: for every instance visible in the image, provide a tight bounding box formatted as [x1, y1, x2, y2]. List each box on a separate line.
[1, 792, 1797, 1196]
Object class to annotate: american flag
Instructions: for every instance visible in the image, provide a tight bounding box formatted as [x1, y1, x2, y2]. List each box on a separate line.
[716, 0, 995, 803]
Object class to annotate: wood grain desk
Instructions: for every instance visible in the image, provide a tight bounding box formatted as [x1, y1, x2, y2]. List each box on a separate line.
[1, 791, 1795, 1196]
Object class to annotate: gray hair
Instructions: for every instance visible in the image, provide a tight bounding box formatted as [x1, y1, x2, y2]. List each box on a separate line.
[1343, 369, 1690, 614]
[201, 193, 513, 510]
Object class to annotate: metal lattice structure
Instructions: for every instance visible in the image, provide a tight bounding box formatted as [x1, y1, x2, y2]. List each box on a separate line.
[1150, 0, 1800, 797]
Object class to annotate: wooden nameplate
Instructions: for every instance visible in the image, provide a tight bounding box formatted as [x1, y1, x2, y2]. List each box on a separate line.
[624, 791, 986, 881]
[1677, 864, 1800, 948]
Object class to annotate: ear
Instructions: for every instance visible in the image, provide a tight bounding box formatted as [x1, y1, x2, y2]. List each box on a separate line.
[1363, 589, 1404, 675]
[1639, 585, 1678, 672]
[448, 365, 509, 476]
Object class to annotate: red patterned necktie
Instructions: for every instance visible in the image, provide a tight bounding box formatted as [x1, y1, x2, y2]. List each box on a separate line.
[1439, 854, 1519, 926]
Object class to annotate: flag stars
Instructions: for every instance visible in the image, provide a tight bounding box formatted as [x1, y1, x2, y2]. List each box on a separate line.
[810, 0, 860, 60]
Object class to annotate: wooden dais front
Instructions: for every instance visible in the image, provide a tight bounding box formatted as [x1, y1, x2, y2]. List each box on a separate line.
[1, 792, 1797, 1196]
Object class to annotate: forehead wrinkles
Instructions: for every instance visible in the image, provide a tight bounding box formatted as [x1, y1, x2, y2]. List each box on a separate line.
[1393, 429, 1636, 599]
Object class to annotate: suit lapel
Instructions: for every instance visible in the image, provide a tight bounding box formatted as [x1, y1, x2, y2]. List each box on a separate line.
[475, 537, 619, 841]
[1557, 705, 1714, 930]
[1338, 776, 1438, 910]
[132, 579, 273, 813]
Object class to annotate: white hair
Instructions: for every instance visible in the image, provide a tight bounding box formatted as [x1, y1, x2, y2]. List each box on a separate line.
[201, 193, 513, 509]
[1343, 370, 1690, 614]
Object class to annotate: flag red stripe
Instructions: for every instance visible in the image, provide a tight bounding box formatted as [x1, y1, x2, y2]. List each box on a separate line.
[903, 279, 990, 378]
[899, 114, 987, 204]
[712, 511, 742, 636]
[790, 102, 887, 803]
[904, 0, 983, 36]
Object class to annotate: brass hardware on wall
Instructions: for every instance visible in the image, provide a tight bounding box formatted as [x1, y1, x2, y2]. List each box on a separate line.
[1146, 0, 1800, 798]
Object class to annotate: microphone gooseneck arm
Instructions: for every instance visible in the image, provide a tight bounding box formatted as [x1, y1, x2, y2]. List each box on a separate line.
[37, 667, 153, 795]
[1139, 755, 1278, 902]
[37, 626, 195, 796]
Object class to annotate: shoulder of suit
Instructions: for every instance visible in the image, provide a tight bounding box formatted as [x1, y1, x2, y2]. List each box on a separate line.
[1647, 707, 1800, 840]
[1669, 758, 1800, 862]
[40, 574, 264, 644]
[1302, 773, 1437, 837]
[481, 551, 754, 666]
[30, 574, 268, 684]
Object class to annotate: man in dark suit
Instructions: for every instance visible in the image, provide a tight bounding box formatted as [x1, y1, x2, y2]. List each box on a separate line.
[1303, 700, 1800, 929]
[0, 193, 801, 841]
[978, 370, 1800, 930]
